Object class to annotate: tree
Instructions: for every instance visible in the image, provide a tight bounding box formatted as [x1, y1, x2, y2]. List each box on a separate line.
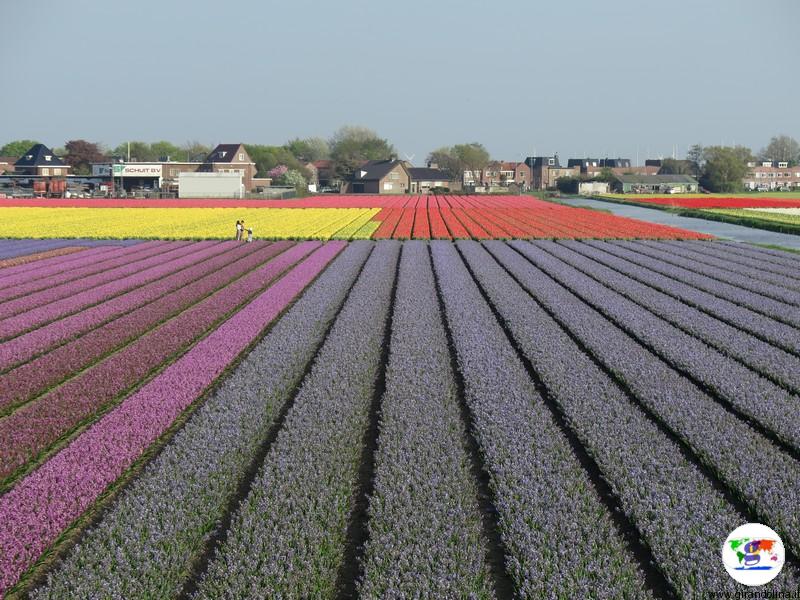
[699, 145, 752, 193]
[329, 126, 395, 180]
[658, 158, 692, 175]
[281, 169, 307, 188]
[452, 143, 490, 185]
[64, 140, 106, 176]
[0, 139, 41, 157]
[759, 135, 800, 166]
[426, 147, 461, 179]
[181, 141, 211, 162]
[245, 145, 310, 179]
[149, 141, 182, 162]
[686, 144, 704, 177]
[112, 141, 154, 162]
[284, 137, 330, 163]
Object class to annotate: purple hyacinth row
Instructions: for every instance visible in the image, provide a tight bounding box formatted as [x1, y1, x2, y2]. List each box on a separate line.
[430, 241, 651, 598]
[0, 242, 174, 302]
[195, 241, 400, 599]
[581, 240, 800, 354]
[552, 240, 800, 393]
[483, 241, 800, 559]
[626, 240, 800, 306]
[31, 242, 366, 600]
[0, 239, 140, 260]
[0, 241, 307, 485]
[510, 241, 800, 452]
[0, 241, 199, 319]
[0, 241, 258, 371]
[658, 240, 800, 288]
[462, 240, 797, 597]
[0, 247, 117, 282]
[0, 241, 344, 596]
[0, 241, 279, 413]
[611, 241, 800, 327]
[715, 240, 800, 271]
[0, 242, 228, 339]
[358, 240, 493, 599]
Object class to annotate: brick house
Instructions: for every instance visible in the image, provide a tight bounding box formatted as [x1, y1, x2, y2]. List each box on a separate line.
[342, 160, 409, 194]
[524, 156, 579, 190]
[744, 160, 800, 190]
[200, 144, 258, 191]
[14, 144, 71, 177]
[408, 167, 456, 193]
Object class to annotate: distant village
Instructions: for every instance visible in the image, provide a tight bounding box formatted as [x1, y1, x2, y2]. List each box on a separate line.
[0, 136, 797, 199]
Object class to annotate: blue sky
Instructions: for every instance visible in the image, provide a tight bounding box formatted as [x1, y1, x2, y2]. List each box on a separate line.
[2, 0, 798, 163]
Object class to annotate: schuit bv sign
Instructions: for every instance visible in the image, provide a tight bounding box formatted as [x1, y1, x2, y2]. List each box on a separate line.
[112, 164, 163, 177]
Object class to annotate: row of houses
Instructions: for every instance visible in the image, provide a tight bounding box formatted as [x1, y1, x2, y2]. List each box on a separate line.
[743, 160, 800, 191]
[0, 143, 265, 197]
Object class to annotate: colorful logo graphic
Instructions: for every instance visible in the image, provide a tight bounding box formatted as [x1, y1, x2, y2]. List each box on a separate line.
[722, 523, 785, 586]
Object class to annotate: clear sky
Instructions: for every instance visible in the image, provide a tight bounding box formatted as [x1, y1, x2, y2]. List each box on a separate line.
[2, 0, 798, 163]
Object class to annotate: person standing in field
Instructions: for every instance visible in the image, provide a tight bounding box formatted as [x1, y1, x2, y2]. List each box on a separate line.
[235, 220, 243, 241]
[246, 227, 253, 243]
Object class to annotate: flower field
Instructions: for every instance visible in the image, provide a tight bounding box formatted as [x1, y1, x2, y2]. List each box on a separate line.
[600, 194, 800, 209]
[0, 195, 710, 240]
[1, 236, 799, 598]
[711, 208, 800, 227]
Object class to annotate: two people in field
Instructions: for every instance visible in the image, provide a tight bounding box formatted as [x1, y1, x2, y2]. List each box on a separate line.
[235, 220, 253, 242]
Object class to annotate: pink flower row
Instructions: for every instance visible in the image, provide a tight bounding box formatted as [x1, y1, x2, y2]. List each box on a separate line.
[0, 241, 172, 302]
[0, 240, 345, 595]
[0, 242, 226, 340]
[0, 242, 284, 413]
[0, 241, 200, 320]
[0, 241, 304, 483]
[0, 241, 249, 371]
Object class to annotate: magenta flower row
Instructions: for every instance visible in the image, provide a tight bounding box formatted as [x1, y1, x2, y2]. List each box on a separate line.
[0, 242, 286, 413]
[0, 245, 131, 288]
[0, 241, 305, 482]
[0, 242, 227, 340]
[0, 241, 176, 304]
[0, 241, 249, 371]
[0, 241, 203, 321]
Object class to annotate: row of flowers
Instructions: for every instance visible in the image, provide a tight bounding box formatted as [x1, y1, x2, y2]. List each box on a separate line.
[0, 240, 174, 305]
[0, 207, 381, 240]
[358, 241, 493, 598]
[371, 205, 712, 241]
[0, 242, 282, 413]
[622, 240, 800, 310]
[614, 240, 800, 327]
[588, 241, 800, 354]
[0, 247, 86, 269]
[715, 238, 800, 268]
[0, 238, 139, 260]
[486, 240, 800, 569]
[31, 241, 362, 599]
[554, 240, 800, 393]
[0, 242, 220, 339]
[0, 242, 257, 373]
[194, 241, 399, 598]
[0, 244, 128, 286]
[0, 241, 345, 595]
[512, 241, 800, 452]
[0, 242, 312, 486]
[657, 239, 800, 291]
[430, 240, 651, 598]
[462, 239, 778, 596]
